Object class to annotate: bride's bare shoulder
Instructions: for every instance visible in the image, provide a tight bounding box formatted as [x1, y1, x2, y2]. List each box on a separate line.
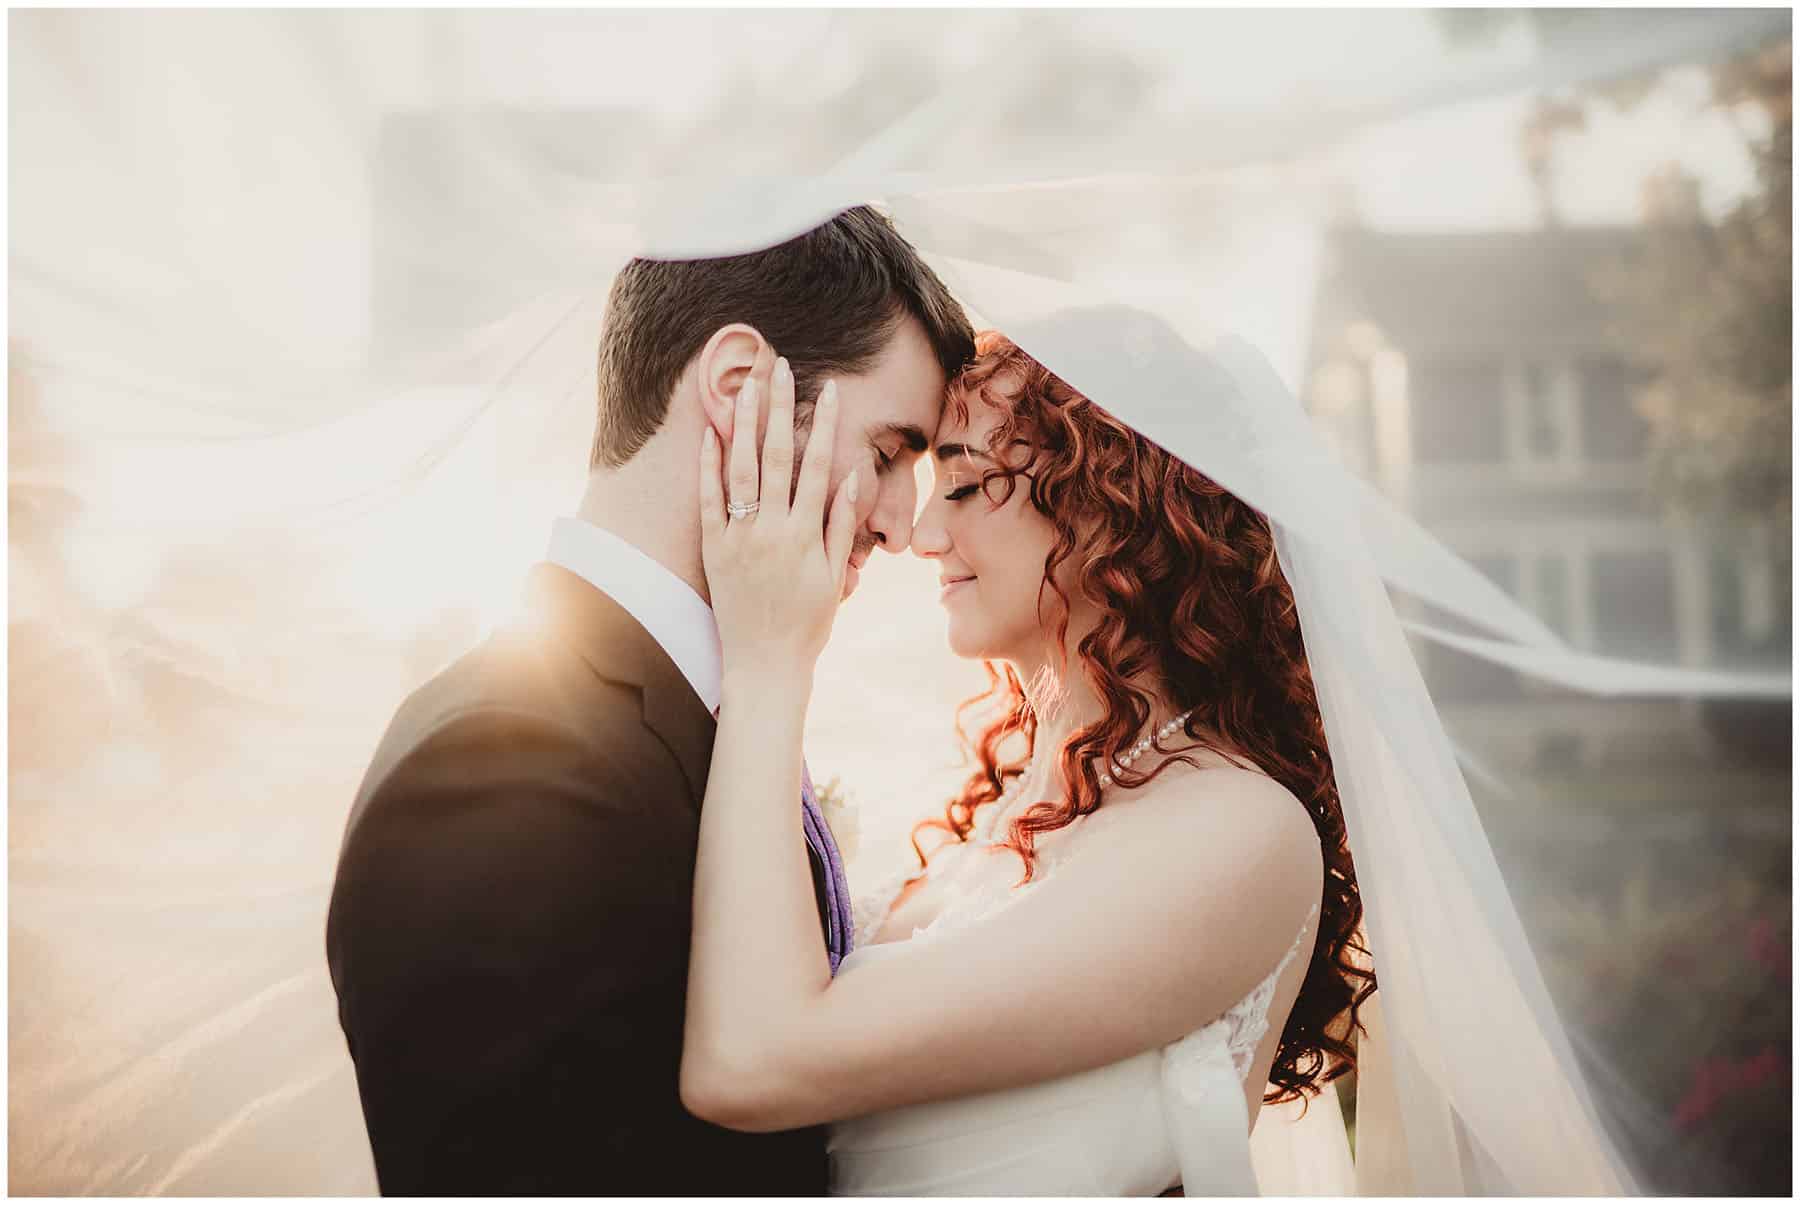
[1034, 756, 1324, 1007]
[1086, 756, 1323, 892]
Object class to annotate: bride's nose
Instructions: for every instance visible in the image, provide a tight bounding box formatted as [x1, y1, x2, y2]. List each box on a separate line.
[910, 492, 951, 560]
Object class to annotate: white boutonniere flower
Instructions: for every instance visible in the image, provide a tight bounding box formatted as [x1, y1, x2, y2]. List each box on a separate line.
[812, 773, 859, 865]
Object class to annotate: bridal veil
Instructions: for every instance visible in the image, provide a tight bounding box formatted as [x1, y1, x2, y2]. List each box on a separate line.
[12, 10, 1788, 1194]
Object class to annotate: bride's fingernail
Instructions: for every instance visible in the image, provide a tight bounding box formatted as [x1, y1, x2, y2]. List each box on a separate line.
[846, 469, 860, 503]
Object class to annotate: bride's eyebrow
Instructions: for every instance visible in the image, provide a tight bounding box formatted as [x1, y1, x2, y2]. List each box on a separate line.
[933, 442, 991, 462]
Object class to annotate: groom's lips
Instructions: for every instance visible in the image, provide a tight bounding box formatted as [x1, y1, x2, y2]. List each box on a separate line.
[843, 551, 870, 600]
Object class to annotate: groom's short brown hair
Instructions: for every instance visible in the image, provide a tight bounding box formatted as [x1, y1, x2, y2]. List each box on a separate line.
[591, 206, 974, 468]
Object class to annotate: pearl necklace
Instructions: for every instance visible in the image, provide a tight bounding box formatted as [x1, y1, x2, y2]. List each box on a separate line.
[980, 708, 1197, 839]
[1098, 708, 1198, 788]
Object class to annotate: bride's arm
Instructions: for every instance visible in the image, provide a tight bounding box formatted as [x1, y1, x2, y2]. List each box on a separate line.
[679, 354, 1321, 1132]
[682, 703, 1322, 1132]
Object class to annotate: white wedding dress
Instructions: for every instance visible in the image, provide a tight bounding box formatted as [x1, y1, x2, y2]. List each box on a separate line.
[827, 810, 1319, 1197]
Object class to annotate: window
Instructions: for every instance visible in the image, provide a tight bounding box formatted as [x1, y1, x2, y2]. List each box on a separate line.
[1534, 554, 1572, 640]
[1590, 548, 1677, 658]
[1409, 357, 1506, 464]
[1521, 362, 1561, 460]
[1576, 357, 1651, 462]
[1508, 358, 1580, 467]
[1425, 554, 1524, 702]
[1707, 540, 1792, 665]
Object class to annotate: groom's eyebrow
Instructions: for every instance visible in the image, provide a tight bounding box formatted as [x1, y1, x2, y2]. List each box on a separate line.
[870, 423, 930, 454]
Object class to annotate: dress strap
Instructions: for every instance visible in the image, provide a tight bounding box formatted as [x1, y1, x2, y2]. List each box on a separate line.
[1165, 898, 1322, 1093]
[1275, 899, 1322, 975]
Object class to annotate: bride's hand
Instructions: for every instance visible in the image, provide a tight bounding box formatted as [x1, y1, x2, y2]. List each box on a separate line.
[700, 356, 858, 689]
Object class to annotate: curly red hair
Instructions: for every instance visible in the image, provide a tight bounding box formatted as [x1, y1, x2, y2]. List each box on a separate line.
[911, 331, 1374, 1107]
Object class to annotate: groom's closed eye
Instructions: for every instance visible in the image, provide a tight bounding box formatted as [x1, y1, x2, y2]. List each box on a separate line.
[870, 423, 930, 474]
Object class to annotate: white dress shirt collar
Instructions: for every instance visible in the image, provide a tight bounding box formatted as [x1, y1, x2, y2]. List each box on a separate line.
[545, 516, 723, 714]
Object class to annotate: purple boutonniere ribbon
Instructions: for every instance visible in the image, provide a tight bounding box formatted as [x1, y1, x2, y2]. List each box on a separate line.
[800, 763, 855, 973]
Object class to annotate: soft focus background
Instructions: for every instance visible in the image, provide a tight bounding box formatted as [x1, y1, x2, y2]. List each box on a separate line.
[9, 8, 1791, 1195]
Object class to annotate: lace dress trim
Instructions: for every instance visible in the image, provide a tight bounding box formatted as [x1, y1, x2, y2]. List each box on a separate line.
[851, 864, 922, 946]
[853, 812, 1087, 946]
[1162, 898, 1320, 1095]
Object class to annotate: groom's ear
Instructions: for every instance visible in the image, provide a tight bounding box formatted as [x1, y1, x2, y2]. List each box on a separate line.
[696, 323, 777, 445]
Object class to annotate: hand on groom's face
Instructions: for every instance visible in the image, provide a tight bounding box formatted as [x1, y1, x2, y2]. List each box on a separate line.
[707, 316, 947, 604]
[723, 339, 796, 501]
[737, 349, 876, 603]
[722, 339, 839, 535]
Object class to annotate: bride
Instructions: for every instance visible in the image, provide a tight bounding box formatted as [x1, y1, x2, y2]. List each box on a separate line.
[683, 329, 1376, 1195]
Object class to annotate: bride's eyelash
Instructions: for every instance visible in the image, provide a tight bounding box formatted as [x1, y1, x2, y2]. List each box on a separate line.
[945, 484, 979, 502]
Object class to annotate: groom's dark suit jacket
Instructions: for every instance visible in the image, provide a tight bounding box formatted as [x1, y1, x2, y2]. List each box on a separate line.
[326, 562, 831, 1195]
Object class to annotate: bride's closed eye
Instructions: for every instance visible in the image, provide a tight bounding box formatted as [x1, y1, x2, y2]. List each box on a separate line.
[944, 469, 980, 502]
[945, 465, 1027, 503]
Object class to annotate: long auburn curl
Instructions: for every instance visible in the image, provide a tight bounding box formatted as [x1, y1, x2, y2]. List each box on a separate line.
[910, 331, 1375, 1107]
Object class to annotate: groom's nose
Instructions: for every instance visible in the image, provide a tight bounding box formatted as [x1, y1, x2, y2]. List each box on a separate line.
[867, 469, 916, 554]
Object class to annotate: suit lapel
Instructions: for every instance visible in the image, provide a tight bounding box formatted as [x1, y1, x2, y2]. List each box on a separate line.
[525, 562, 716, 810]
[635, 634, 717, 809]
[526, 563, 833, 947]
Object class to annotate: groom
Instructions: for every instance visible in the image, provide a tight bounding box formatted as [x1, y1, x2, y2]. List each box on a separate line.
[325, 208, 974, 1194]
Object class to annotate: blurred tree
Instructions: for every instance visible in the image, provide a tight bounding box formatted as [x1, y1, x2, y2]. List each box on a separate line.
[1442, 15, 1792, 558]
[1445, 15, 1792, 767]
[1621, 42, 1790, 540]
[1433, 17, 1793, 1194]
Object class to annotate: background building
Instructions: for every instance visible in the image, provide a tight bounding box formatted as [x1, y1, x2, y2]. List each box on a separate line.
[1304, 224, 1789, 774]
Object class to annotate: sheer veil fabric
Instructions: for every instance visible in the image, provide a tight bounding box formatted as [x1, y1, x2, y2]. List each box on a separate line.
[11, 10, 1788, 1194]
[884, 255, 1646, 1195]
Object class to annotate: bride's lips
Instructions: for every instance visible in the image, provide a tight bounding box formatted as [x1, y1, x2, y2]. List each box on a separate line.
[939, 574, 976, 601]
